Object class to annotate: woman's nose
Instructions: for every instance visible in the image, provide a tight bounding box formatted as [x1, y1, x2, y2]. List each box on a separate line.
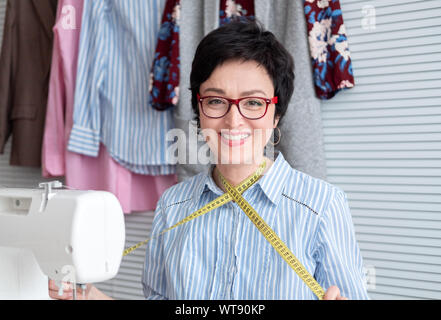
[224, 103, 244, 126]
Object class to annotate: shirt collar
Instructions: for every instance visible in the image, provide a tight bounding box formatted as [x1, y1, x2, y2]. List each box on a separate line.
[193, 152, 290, 206]
[192, 165, 224, 203]
[256, 152, 290, 205]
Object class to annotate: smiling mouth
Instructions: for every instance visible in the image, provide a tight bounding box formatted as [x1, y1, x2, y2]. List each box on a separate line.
[219, 132, 251, 147]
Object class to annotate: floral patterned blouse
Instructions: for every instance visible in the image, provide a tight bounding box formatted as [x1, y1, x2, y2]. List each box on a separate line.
[304, 0, 355, 99]
[149, 0, 181, 111]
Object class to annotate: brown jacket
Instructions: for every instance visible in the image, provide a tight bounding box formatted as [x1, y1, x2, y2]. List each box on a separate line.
[0, 0, 57, 167]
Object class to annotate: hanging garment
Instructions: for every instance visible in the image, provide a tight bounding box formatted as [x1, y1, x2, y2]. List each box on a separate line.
[175, 0, 327, 182]
[60, 143, 177, 213]
[219, 0, 255, 25]
[304, 0, 355, 99]
[0, 0, 58, 167]
[149, 0, 181, 111]
[149, 0, 254, 112]
[42, 0, 176, 214]
[67, 0, 175, 176]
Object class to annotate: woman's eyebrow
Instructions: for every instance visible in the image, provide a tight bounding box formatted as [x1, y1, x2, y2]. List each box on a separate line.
[240, 89, 268, 97]
[202, 88, 268, 96]
[202, 88, 225, 95]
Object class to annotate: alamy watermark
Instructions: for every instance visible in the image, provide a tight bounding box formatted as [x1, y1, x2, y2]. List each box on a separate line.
[361, 5, 376, 31]
[363, 264, 376, 290]
[165, 120, 278, 166]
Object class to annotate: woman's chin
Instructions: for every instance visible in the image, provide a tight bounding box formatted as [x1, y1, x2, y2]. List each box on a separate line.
[216, 149, 259, 165]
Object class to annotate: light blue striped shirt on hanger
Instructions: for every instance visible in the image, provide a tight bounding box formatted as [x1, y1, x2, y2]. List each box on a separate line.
[142, 152, 370, 299]
[67, 0, 175, 175]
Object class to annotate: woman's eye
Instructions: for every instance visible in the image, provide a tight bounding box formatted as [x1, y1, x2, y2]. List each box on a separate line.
[244, 99, 264, 107]
[208, 98, 226, 105]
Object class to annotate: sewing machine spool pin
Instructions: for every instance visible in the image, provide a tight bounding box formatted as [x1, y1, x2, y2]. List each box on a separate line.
[38, 181, 63, 212]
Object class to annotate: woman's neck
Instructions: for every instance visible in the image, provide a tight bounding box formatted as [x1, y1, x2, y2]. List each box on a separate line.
[212, 156, 274, 193]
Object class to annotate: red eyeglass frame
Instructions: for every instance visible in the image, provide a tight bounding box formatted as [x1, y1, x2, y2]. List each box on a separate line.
[197, 94, 278, 120]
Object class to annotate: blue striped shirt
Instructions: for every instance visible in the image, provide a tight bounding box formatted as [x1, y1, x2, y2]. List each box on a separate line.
[67, 0, 175, 175]
[142, 152, 370, 299]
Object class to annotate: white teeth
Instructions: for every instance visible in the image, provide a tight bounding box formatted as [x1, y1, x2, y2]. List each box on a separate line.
[221, 133, 250, 141]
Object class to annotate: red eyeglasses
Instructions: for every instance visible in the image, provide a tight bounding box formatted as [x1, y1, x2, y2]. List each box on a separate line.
[197, 94, 278, 120]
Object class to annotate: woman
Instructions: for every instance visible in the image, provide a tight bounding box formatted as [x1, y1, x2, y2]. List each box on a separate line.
[49, 19, 369, 300]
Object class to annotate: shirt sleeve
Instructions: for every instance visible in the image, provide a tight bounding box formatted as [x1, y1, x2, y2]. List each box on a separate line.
[142, 196, 169, 300]
[42, 22, 66, 177]
[313, 189, 370, 300]
[67, 0, 103, 157]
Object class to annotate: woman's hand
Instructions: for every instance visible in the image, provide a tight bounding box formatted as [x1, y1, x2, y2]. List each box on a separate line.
[323, 285, 348, 300]
[48, 280, 112, 300]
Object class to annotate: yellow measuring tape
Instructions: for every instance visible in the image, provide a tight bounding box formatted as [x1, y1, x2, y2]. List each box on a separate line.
[123, 161, 325, 300]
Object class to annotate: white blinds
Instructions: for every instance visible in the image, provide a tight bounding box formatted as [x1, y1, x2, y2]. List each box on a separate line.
[322, 0, 441, 299]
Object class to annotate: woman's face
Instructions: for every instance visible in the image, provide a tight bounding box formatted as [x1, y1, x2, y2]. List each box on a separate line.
[199, 59, 279, 165]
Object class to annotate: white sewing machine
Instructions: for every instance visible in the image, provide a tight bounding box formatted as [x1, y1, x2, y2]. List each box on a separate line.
[0, 181, 125, 299]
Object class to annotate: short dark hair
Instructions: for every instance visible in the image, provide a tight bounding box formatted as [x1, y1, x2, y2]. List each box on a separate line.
[190, 18, 295, 127]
